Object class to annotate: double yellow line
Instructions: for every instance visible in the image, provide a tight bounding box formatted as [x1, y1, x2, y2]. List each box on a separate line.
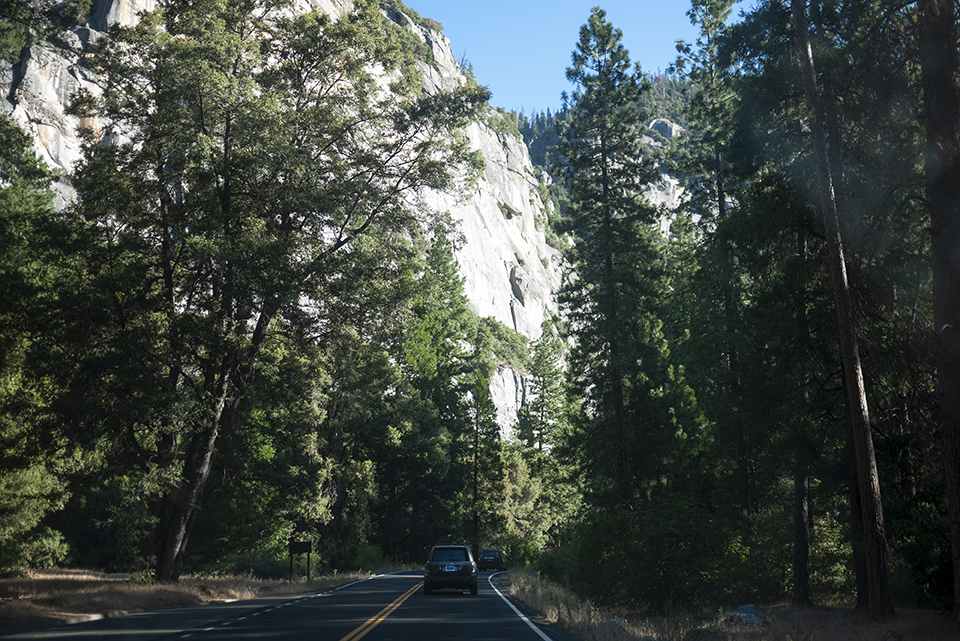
[338, 581, 423, 641]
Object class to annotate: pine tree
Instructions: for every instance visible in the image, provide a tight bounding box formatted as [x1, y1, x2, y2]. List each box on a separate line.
[790, 0, 892, 618]
[0, 115, 71, 569]
[517, 318, 578, 547]
[917, 0, 960, 621]
[519, 319, 566, 464]
[557, 7, 696, 508]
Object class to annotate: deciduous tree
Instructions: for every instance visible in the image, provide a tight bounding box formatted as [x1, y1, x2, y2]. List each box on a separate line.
[66, 0, 488, 580]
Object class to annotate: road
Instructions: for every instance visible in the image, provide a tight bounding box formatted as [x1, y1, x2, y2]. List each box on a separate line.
[1, 572, 556, 641]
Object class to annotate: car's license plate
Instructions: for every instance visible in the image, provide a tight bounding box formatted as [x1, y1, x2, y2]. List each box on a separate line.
[444, 565, 457, 572]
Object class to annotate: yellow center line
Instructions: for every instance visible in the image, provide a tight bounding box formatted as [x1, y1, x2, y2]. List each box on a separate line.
[338, 581, 423, 641]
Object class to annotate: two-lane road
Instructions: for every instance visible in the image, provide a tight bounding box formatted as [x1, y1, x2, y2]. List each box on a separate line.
[1, 572, 554, 641]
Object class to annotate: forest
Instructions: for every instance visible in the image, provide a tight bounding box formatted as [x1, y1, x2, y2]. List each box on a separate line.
[1, 0, 959, 625]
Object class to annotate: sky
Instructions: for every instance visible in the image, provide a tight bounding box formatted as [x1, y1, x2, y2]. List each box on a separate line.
[407, 0, 753, 115]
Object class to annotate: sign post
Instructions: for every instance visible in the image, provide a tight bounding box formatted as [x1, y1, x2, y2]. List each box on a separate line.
[288, 541, 312, 582]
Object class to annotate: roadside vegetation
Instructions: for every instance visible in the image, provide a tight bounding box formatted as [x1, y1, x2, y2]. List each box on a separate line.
[507, 568, 957, 641]
[2, 0, 960, 631]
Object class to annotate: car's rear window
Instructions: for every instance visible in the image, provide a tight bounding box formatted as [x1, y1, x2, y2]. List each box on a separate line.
[432, 547, 467, 562]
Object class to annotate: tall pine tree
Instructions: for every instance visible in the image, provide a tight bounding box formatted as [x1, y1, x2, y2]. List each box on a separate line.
[557, 7, 697, 509]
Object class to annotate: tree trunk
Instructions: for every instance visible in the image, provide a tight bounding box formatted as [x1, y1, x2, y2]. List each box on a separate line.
[601, 141, 630, 504]
[846, 402, 869, 611]
[792, 196, 815, 607]
[156, 373, 231, 582]
[726, 285, 752, 515]
[790, 0, 893, 620]
[793, 470, 813, 606]
[718, 164, 752, 515]
[917, 0, 960, 622]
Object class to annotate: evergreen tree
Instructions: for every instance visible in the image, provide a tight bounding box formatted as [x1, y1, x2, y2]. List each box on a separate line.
[790, 0, 893, 618]
[917, 0, 960, 621]
[396, 226, 479, 555]
[498, 443, 550, 563]
[517, 318, 579, 548]
[0, 114, 71, 570]
[518, 319, 566, 465]
[674, 0, 756, 514]
[463, 368, 504, 556]
[714, 0, 932, 612]
[557, 6, 698, 510]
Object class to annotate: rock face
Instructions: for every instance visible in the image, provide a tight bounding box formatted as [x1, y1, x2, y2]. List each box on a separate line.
[423, 120, 562, 342]
[409, 13, 562, 433]
[648, 117, 685, 140]
[1, 0, 560, 434]
[2, 1, 680, 435]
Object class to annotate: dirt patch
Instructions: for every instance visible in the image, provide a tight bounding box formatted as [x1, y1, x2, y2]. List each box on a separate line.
[0, 568, 355, 631]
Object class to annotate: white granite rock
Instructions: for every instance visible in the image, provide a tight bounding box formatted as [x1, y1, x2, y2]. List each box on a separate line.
[1, 1, 679, 437]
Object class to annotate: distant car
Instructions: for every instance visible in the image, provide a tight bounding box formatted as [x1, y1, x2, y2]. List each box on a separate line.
[423, 544, 478, 595]
[477, 549, 506, 571]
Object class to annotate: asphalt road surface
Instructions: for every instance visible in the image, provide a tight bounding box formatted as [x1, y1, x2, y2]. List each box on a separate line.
[1, 571, 556, 641]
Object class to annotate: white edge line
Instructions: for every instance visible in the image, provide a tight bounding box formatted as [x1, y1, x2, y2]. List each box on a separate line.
[333, 570, 418, 591]
[487, 573, 553, 641]
[334, 575, 378, 591]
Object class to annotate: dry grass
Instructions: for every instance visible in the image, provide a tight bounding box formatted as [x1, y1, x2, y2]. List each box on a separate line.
[0, 568, 367, 631]
[506, 568, 959, 641]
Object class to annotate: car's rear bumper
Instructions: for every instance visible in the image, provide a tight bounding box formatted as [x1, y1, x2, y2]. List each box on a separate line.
[425, 576, 477, 589]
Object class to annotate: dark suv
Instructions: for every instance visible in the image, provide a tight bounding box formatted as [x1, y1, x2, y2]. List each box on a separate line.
[423, 544, 478, 595]
[477, 549, 506, 571]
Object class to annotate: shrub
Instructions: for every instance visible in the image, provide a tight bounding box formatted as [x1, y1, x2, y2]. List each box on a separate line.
[354, 544, 388, 572]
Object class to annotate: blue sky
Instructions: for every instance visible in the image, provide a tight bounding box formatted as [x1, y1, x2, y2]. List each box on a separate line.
[408, 1, 753, 114]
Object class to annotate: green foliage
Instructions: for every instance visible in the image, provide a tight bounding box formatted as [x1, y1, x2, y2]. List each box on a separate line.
[0, 114, 75, 572]
[60, 0, 91, 25]
[218, 548, 292, 579]
[378, 0, 443, 33]
[0, 0, 92, 62]
[462, 368, 506, 552]
[20, 527, 70, 569]
[514, 318, 580, 552]
[641, 73, 691, 125]
[473, 317, 529, 378]
[485, 108, 522, 140]
[380, 6, 438, 71]
[3, 0, 953, 613]
[354, 543, 389, 571]
[517, 319, 567, 461]
[0, 467, 69, 569]
[518, 109, 564, 170]
[557, 7, 701, 507]
[495, 444, 548, 564]
[45, 0, 487, 580]
[540, 497, 744, 610]
[0, 1, 30, 61]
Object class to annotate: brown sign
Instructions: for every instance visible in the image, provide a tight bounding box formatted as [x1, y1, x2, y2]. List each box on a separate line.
[289, 541, 312, 555]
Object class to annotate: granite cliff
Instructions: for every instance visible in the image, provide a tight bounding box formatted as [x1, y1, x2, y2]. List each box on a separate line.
[2, 0, 681, 433]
